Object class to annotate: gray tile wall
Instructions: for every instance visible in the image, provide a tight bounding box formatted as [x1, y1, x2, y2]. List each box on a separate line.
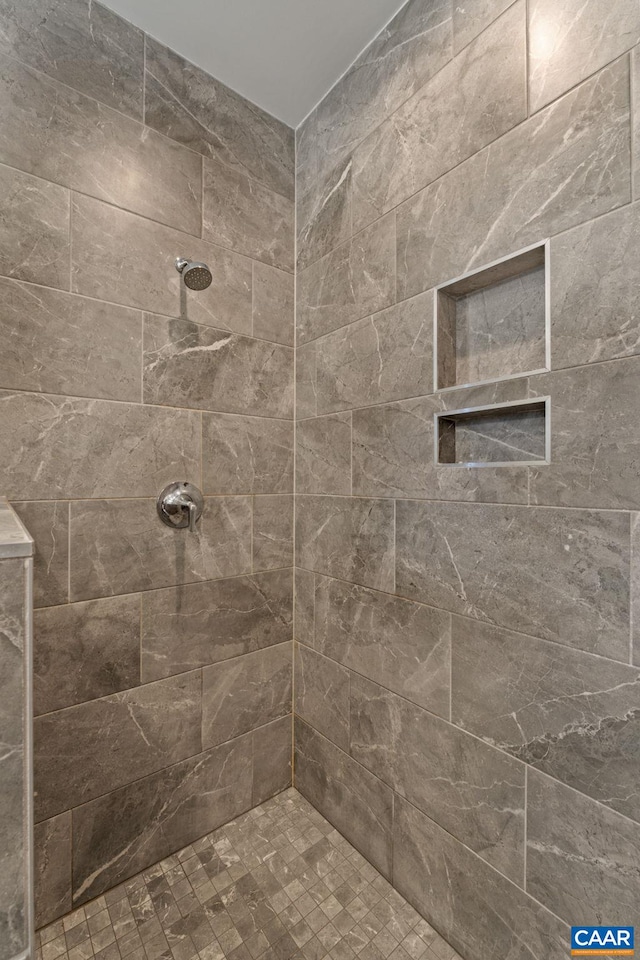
[0, 0, 294, 927]
[294, 1, 640, 957]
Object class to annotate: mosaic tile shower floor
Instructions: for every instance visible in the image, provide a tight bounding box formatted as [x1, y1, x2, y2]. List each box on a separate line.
[36, 790, 462, 960]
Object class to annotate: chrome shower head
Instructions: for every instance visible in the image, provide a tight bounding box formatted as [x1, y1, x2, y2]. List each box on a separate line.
[175, 257, 213, 290]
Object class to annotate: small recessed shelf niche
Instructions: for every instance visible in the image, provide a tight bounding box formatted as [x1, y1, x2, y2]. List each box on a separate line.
[436, 398, 550, 467]
[435, 241, 550, 391]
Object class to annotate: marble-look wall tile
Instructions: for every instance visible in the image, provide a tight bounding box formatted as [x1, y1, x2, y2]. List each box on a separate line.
[203, 159, 293, 273]
[295, 496, 394, 592]
[253, 716, 292, 805]
[396, 59, 631, 300]
[529, 0, 640, 112]
[34, 813, 72, 930]
[141, 569, 292, 682]
[453, 0, 516, 52]
[0, 391, 200, 502]
[297, 158, 352, 270]
[294, 719, 393, 879]
[203, 413, 293, 495]
[252, 262, 294, 346]
[34, 595, 141, 716]
[253, 495, 294, 570]
[0, 0, 144, 118]
[527, 770, 640, 927]
[315, 294, 433, 414]
[296, 414, 352, 496]
[393, 797, 569, 960]
[72, 736, 253, 905]
[633, 514, 640, 668]
[0, 279, 142, 402]
[296, 341, 317, 420]
[70, 497, 251, 601]
[296, 214, 396, 345]
[144, 37, 294, 200]
[72, 196, 253, 334]
[202, 643, 292, 747]
[294, 568, 315, 646]
[0, 164, 69, 289]
[351, 676, 525, 882]
[143, 315, 294, 419]
[395, 500, 630, 661]
[551, 204, 640, 369]
[0, 54, 201, 234]
[12, 502, 69, 609]
[314, 577, 451, 718]
[34, 671, 201, 822]
[294, 643, 350, 751]
[352, 3, 527, 232]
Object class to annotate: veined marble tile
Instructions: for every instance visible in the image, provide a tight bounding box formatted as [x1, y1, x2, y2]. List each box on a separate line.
[252, 495, 293, 571]
[294, 719, 393, 879]
[395, 500, 630, 661]
[0, 391, 200, 501]
[141, 569, 292, 682]
[252, 716, 292, 805]
[352, 2, 527, 232]
[296, 214, 396, 345]
[393, 797, 569, 960]
[144, 37, 294, 200]
[295, 110, 318, 200]
[295, 496, 394, 592]
[11, 502, 69, 608]
[34, 812, 71, 930]
[396, 58, 631, 300]
[297, 157, 352, 270]
[527, 770, 640, 927]
[294, 568, 315, 646]
[0, 0, 144, 118]
[633, 514, 640, 668]
[296, 341, 317, 420]
[70, 497, 251, 601]
[315, 293, 433, 414]
[203, 158, 294, 272]
[0, 164, 69, 289]
[0, 279, 142, 402]
[202, 413, 293, 495]
[529, 0, 640, 112]
[294, 643, 350, 751]
[453, 0, 517, 53]
[252, 261, 294, 346]
[72, 195, 252, 334]
[34, 671, 202, 822]
[143, 315, 294, 419]
[202, 643, 292, 747]
[296, 414, 352, 496]
[314, 577, 451, 717]
[351, 675, 525, 882]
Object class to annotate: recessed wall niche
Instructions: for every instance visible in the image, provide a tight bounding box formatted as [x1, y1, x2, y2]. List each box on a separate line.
[435, 242, 550, 390]
[436, 398, 550, 467]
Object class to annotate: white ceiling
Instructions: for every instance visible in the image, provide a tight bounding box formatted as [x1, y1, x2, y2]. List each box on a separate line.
[102, 0, 408, 127]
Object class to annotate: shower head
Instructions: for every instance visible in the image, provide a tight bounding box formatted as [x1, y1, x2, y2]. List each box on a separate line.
[175, 257, 213, 290]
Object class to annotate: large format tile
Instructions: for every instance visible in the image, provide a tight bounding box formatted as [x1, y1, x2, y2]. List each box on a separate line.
[202, 644, 292, 747]
[34, 813, 72, 929]
[294, 643, 350, 751]
[453, 0, 516, 52]
[252, 495, 293, 571]
[529, 0, 640, 112]
[294, 719, 393, 878]
[143, 315, 294, 419]
[527, 770, 640, 927]
[0, 391, 200, 501]
[634, 515, 640, 668]
[0, 0, 144, 118]
[352, 2, 527, 231]
[314, 577, 451, 717]
[34, 595, 141, 716]
[315, 294, 433, 414]
[295, 496, 394, 592]
[395, 500, 630, 661]
[11, 502, 69, 608]
[296, 341, 317, 420]
[252, 261, 294, 346]
[0, 165, 69, 289]
[144, 37, 294, 200]
[70, 498, 251, 601]
[393, 797, 569, 960]
[141, 569, 292, 682]
[296, 214, 395, 345]
[72, 737, 254, 905]
[252, 716, 292, 804]
[297, 157, 352, 270]
[294, 568, 315, 646]
[295, 414, 352, 496]
[34, 671, 202, 822]
[452, 617, 640, 823]
[0, 279, 141, 401]
[202, 413, 293, 495]
[396, 58, 631, 300]
[0, 54, 201, 234]
[71, 196, 252, 334]
[351, 676, 525, 882]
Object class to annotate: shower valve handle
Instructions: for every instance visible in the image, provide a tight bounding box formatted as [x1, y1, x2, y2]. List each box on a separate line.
[157, 482, 204, 532]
